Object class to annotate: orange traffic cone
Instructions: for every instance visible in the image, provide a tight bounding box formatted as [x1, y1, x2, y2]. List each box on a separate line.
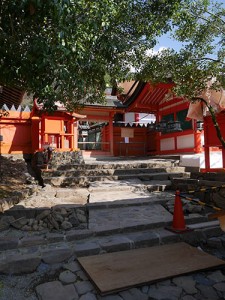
[166, 190, 191, 233]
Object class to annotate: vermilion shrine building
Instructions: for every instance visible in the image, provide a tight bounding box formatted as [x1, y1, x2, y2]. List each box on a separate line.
[0, 82, 224, 172]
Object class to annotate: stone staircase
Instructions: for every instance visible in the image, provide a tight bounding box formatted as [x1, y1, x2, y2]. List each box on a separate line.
[0, 191, 223, 275]
[42, 157, 190, 189]
[0, 155, 224, 276]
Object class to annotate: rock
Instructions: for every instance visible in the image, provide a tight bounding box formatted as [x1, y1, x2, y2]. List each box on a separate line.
[36, 281, 78, 300]
[63, 261, 81, 273]
[61, 221, 73, 230]
[0, 216, 15, 230]
[213, 282, 225, 292]
[59, 270, 77, 284]
[74, 281, 94, 295]
[0, 215, 15, 224]
[36, 210, 51, 221]
[59, 207, 68, 217]
[148, 285, 183, 300]
[52, 211, 64, 223]
[119, 289, 147, 300]
[28, 218, 35, 226]
[183, 203, 203, 213]
[33, 224, 39, 231]
[79, 293, 97, 300]
[11, 217, 28, 229]
[206, 237, 223, 248]
[68, 214, 80, 227]
[47, 215, 60, 230]
[207, 270, 225, 282]
[76, 211, 87, 223]
[41, 246, 73, 264]
[0, 253, 41, 274]
[172, 276, 197, 294]
[21, 225, 32, 231]
[0, 237, 18, 251]
[0, 222, 10, 231]
[19, 236, 46, 247]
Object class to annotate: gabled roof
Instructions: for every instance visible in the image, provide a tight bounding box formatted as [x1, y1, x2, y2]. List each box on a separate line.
[123, 81, 174, 113]
[82, 95, 126, 109]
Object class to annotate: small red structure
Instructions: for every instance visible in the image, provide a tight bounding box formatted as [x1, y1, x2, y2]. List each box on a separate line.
[203, 111, 225, 172]
[31, 99, 86, 152]
[0, 82, 206, 162]
[121, 81, 204, 156]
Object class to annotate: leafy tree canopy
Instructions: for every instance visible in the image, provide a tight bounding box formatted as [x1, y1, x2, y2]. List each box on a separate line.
[137, 0, 225, 147]
[138, 0, 225, 101]
[0, 0, 182, 110]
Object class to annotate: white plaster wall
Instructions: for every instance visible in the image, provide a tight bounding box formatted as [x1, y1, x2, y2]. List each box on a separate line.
[139, 113, 156, 124]
[124, 113, 135, 124]
[124, 113, 156, 125]
[160, 138, 175, 151]
[180, 151, 222, 168]
[177, 134, 195, 149]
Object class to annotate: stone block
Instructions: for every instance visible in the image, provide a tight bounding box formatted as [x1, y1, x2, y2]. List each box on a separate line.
[99, 236, 132, 252]
[36, 281, 78, 300]
[74, 281, 94, 296]
[0, 253, 41, 274]
[41, 246, 73, 264]
[74, 241, 100, 257]
[46, 232, 65, 243]
[0, 237, 18, 250]
[128, 231, 159, 247]
[19, 236, 47, 247]
[66, 229, 93, 241]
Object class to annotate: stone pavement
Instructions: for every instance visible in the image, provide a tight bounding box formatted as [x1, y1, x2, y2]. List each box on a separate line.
[0, 246, 225, 300]
[0, 156, 225, 299]
[0, 187, 225, 299]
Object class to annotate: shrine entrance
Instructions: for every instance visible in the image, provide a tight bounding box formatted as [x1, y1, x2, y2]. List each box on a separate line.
[78, 121, 109, 151]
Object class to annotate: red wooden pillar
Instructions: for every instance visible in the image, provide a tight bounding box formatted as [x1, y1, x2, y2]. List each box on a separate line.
[31, 116, 40, 152]
[222, 147, 225, 168]
[194, 131, 202, 153]
[109, 112, 114, 155]
[155, 113, 161, 154]
[204, 146, 210, 171]
[73, 120, 78, 149]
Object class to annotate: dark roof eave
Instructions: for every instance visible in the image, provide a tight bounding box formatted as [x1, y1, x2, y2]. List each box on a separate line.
[122, 81, 147, 107]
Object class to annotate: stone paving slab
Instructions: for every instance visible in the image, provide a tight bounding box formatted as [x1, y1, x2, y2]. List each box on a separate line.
[88, 204, 172, 233]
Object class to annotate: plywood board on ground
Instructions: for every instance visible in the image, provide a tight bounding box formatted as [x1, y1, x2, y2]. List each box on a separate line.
[78, 242, 225, 295]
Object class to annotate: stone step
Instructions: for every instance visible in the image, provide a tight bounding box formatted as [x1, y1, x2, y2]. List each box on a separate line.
[172, 178, 225, 191]
[52, 159, 180, 171]
[191, 172, 225, 181]
[44, 172, 190, 187]
[87, 180, 173, 198]
[0, 186, 223, 275]
[0, 195, 217, 252]
[42, 166, 186, 178]
[0, 219, 222, 275]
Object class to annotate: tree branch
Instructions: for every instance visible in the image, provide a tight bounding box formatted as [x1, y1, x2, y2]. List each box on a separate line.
[192, 57, 221, 63]
[193, 96, 225, 148]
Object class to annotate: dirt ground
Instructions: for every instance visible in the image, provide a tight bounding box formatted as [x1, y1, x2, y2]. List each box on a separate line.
[0, 155, 31, 199]
[0, 155, 89, 210]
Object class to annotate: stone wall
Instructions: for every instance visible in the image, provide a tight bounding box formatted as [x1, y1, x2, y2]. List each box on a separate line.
[33, 150, 84, 169]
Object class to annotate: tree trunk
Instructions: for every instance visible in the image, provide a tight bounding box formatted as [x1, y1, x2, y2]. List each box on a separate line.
[194, 97, 225, 148]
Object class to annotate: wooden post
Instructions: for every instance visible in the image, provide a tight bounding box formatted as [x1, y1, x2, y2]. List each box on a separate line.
[31, 116, 40, 152]
[74, 121, 79, 150]
[109, 112, 114, 155]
